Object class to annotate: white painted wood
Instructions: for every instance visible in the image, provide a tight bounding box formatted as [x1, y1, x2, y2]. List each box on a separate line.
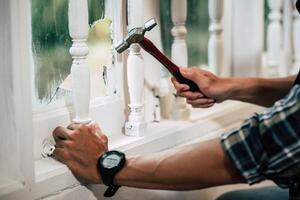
[12, 0, 37, 191]
[0, 0, 270, 199]
[35, 102, 261, 200]
[222, 0, 233, 77]
[105, 0, 123, 96]
[125, 44, 147, 136]
[231, 0, 264, 76]
[141, 0, 165, 123]
[105, 0, 127, 104]
[282, 0, 294, 75]
[171, 0, 188, 67]
[267, 0, 283, 76]
[69, 0, 91, 124]
[170, 0, 190, 121]
[124, 0, 147, 136]
[0, 0, 20, 188]
[32, 0, 125, 159]
[0, 0, 34, 197]
[208, 0, 224, 75]
[30, 100, 262, 200]
[292, 0, 300, 73]
[33, 97, 124, 159]
[127, 0, 144, 29]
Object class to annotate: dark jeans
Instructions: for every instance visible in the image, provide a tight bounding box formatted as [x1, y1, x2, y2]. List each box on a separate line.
[216, 186, 288, 200]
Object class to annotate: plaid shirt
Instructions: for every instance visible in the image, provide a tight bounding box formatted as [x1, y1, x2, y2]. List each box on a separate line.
[221, 84, 300, 200]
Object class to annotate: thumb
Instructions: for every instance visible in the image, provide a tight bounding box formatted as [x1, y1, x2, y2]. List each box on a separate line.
[180, 67, 200, 83]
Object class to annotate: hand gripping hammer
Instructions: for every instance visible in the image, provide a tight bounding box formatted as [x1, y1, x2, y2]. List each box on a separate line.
[115, 18, 199, 92]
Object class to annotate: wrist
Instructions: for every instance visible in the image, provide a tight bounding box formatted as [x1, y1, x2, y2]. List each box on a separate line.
[226, 78, 260, 102]
[97, 150, 126, 197]
[219, 77, 238, 101]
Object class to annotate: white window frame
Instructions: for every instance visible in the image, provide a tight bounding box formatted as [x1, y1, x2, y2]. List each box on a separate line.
[32, 0, 126, 160]
[0, 0, 264, 199]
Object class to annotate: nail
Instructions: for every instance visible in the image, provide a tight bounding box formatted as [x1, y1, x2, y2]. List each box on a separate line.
[183, 85, 190, 90]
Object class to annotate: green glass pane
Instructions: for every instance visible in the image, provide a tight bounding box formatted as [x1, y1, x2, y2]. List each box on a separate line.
[31, 0, 104, 103]
[160, 0, 209, 67]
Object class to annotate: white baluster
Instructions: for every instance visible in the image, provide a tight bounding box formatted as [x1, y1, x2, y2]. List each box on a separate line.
[125, 0, 146, 136]
[171, 0, 190, 121]
[142, 0, 164, 123]
[105, 0, 126, 97]
[208, 0, 224, 75]
[282, 0, 293, 75]
[69, 0, 91, 124]
[125, 44, 146, 136]
[293, 0, 300, 73]
[171, 0, 188, 67]
[267, 0, 283, 76]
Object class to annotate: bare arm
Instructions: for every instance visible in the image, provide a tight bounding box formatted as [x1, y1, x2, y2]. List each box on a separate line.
[115, 139, 244, 190]
[172, 67, 296, 108]
[53, 124, 244, 189]
[226, 76, 296, 107]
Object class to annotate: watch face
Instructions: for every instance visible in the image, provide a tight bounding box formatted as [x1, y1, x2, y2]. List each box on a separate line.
[102, 154, 121, 169]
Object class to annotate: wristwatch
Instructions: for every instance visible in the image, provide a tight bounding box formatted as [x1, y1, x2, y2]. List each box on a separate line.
[97, 150, 126, 197]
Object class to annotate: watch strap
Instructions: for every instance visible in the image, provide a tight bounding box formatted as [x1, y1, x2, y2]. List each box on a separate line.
[97, 151, 126, 197]
[104, 185, 120, 197]
[100, 167, 115, 186]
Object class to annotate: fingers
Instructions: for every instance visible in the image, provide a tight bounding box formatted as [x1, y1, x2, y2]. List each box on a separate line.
[88, 123, 102, 135]
[53, 148, 70, 164]
[67, 123, 81, 130]
[177, 91, 204, 100]
[53, 126, 72, 142]
[55, 140, 72, 149]
[88, 123, 108, 145]
[171, 77, 190, 92]
[186, 98, 215, 108]
[180, 67, 197, 81]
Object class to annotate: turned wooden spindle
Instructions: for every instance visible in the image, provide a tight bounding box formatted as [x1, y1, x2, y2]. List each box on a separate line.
[171, 0, 190, 121]
[208, 0, 224, 75]
[293, 0, 300, 73]
[282, 0, 293, 75]
[267, 0, 283, 76]
[69, 0, 91, 124]
[141, 0, 164, 123]
[125, 0, 147, 136]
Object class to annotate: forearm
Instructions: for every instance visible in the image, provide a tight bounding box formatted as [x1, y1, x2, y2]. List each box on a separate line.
[114, 139, 244, 190]
[227, 75, 296, 107]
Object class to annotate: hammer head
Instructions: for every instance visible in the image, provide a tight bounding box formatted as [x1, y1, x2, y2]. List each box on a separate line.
[115, 18, 157, 53]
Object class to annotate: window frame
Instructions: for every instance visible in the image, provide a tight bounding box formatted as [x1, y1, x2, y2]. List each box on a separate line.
[0, 0, 34, 197]
[0, 0, 265, 199]
[31, 0, 127, 160]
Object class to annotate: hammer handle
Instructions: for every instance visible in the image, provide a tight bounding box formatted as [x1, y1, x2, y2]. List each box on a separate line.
[140, 37, 199, 92]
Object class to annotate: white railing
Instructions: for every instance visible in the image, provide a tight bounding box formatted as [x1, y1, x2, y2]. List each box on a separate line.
[282, 0, 293, 75]
[122, 0, 227, 134]
[170, 0, 191, 121]
[69, 0, 91, 124]
[125, 0, 147, 136]
[208, 0, 224, 75]
[293, 0, 300, 73]
[266, 0, 300, 76]
[266, 0, 283, 76]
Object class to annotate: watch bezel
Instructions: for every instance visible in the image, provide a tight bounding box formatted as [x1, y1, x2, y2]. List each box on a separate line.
[97, 150, 126, 187]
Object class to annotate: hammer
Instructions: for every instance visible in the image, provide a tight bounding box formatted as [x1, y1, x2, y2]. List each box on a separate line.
[115, 18, 199, 92]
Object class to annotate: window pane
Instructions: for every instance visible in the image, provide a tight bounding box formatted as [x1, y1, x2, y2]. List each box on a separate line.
[160, 0, 209, 67]
[31, 0, 106, 104]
